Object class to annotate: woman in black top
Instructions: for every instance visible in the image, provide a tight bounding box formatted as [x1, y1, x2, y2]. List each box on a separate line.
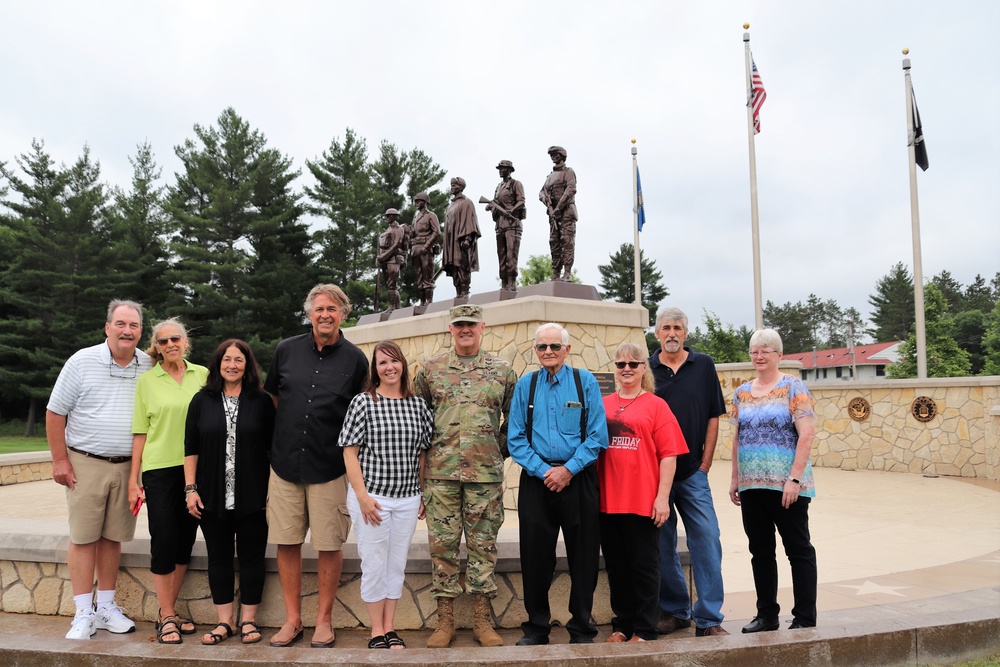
[184, 339, 274, 645]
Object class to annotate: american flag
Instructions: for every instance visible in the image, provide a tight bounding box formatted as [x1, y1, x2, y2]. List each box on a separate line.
[751, 57, 767, 134]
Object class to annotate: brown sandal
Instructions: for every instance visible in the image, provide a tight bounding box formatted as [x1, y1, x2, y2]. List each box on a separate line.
[156, 616, 183, 644]
[201, 622, 234, 646]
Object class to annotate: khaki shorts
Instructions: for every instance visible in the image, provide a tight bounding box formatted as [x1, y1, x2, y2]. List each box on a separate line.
[266, 469, 351, 551]
[66, 448, 137, 545]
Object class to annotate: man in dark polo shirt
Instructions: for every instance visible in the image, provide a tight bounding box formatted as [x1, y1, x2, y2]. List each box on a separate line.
[648, 307, 730, 637]
[264, 284, 368, 648]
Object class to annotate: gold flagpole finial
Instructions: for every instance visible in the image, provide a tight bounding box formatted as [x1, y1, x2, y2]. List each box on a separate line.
[743, 22, 750, 29]
[631, 138, 636, 144]
[902, 47, 910, 55]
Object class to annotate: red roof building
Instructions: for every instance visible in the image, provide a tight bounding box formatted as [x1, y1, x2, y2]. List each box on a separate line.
[783, 342, 902, 381]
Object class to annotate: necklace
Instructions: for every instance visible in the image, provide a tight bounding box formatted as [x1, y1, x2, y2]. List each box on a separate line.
[616, 390, 643, 412]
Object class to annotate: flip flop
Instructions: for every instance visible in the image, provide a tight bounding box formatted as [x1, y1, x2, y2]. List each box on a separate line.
[240, 620, 262, 645]
[156, 616, 183, 645]
[201, 622, 234, 646]
[177, 616, 196, 635]
[269, 625, 304, 647]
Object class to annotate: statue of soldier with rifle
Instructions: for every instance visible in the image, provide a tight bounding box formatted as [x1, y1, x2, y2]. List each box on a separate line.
[376, 207, 409, 313]
[442, 177, 480, 301]
[479, 159, 525, 292]
[410, 191, 441, 308]
[539, 145, 577, 282]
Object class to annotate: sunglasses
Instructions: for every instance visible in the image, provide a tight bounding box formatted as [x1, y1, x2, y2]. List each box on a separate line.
[614, 361, 645, 369]
[156, 335, 183, 345]
[535, 343, 563, 352]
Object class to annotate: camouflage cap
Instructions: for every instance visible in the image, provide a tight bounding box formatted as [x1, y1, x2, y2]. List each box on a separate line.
[495, 159, 515, 172]
[449, 304, 483, 324]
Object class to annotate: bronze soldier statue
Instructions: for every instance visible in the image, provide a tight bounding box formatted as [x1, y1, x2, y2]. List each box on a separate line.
[481, 160, 525, 292]
[442, 177, 480, 300]
[539, 145, 577, 282]
[410, 191, 441, 307]
[376, 208, 409, 312]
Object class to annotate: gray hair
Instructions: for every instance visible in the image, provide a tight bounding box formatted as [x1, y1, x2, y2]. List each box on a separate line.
[304, 284, 352, 317]
[147, 318, 190, 362]
[106, 299, 143, 324]
[655, 306, 689, 333]
[534, 322, 570, 345]
[749, 328, 783, 354]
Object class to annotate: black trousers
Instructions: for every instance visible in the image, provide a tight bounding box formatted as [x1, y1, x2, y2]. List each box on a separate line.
[518, 466, 600, 641]
[199, 508, 268, 606]
[599, 512, 660, 640]
[739, 488, 817, 626]
[143, 465, 198, 575]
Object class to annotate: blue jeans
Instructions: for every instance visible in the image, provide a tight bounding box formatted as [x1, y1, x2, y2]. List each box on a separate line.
[658, 469, 725, 628]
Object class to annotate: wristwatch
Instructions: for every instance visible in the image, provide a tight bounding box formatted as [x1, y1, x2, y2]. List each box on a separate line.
[788, 477, 801, 485]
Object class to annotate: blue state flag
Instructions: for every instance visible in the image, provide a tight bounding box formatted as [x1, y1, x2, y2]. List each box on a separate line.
[636, 167, 646, 231]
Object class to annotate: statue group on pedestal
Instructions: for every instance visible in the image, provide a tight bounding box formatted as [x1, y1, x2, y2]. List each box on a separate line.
[376, 146, 577, 314]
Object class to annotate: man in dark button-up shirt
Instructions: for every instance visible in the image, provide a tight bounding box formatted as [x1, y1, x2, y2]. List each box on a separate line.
[264, 284, 368, 648]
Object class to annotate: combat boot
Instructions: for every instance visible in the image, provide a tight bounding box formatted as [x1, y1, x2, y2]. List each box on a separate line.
[426, 597, 456, 648]
[472, 595, 503, 646]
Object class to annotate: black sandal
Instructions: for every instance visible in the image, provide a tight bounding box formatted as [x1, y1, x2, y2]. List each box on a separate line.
[367, 634, 389, 649]
[240, 620, 262, 644]
[156, 616, 183, 645]
[178, 616, 197, 635]
[384, 630, 406, 648]
[201, 622, 234, 646]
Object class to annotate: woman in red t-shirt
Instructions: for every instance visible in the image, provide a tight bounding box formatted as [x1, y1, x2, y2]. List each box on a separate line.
[599, 342, 688, 642]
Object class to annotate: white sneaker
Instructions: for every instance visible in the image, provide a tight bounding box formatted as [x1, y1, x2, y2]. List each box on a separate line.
[94, 603, 136, 634]
[65, 609, 96, 640]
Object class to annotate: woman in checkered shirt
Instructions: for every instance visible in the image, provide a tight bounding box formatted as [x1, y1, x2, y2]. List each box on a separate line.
[340, 339, 433, 649]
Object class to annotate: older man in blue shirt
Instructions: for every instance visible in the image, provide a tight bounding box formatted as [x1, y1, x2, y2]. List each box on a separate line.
[508, 322, 608, 645]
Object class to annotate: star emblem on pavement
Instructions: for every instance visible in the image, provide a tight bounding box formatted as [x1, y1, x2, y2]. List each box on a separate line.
[836, 580, 909, 597]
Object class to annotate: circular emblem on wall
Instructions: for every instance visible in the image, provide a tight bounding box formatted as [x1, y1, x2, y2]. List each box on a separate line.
[911, 396, 937, 423]
[847, 397, 871, 422]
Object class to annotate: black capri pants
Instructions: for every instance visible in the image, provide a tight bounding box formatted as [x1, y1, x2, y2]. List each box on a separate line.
[142, 465, 198, 575]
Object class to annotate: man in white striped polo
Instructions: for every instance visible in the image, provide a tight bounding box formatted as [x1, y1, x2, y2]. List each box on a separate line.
[46, 300, 153, 639]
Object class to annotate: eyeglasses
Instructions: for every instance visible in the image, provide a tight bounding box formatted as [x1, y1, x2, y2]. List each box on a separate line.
[535, 343, 563, 352]
[750, 350, 778, 357]
[109, 356, 139, 379]
[156, 335, 183, 346]
[614, 361, 645, 369]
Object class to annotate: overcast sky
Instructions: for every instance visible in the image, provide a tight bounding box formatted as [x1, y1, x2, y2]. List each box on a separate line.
[3, 1, 997, 339]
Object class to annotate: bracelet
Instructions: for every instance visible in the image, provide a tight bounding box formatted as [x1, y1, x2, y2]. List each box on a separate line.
[184, 484, 197, 492]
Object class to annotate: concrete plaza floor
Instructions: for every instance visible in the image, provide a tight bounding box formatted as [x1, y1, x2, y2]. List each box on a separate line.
[0, 465, 998, 664]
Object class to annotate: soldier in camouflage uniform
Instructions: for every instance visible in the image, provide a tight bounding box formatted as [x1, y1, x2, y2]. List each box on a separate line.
[414, 304, 518, 648]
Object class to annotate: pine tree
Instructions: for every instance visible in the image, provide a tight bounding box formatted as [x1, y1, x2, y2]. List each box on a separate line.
[888, 284, 971, 378]
[763, 300, 813, 352]
[597, 243, 668, 327]
[0, 142, 109, 432]
[167, 108, 311, 361]
[306, 129, 381, 316]
[105, 142, 176, 320]
[868, 262, 915, 342]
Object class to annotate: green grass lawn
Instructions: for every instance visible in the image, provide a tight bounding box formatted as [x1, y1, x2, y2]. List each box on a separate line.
[0, 437, 49, 455]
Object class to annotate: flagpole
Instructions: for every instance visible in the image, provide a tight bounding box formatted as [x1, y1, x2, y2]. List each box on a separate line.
[632, 139, 641, 306]
[744, 24, 764, 329]
[902, 48, 927, 378]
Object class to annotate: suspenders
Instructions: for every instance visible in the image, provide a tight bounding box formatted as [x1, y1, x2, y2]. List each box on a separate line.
[525, 367, 586, 447]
